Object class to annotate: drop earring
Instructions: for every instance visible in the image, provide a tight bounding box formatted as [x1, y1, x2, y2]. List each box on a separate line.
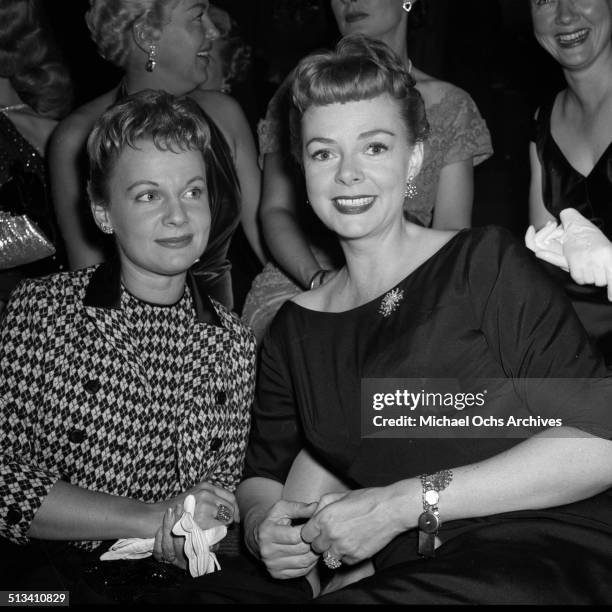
[145, 44, 157, 72]
[404, 177, 417, 199]
[402, 1, 413, 13]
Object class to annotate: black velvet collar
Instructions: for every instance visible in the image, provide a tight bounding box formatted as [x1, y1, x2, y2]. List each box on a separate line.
[83, 258, 223, 327]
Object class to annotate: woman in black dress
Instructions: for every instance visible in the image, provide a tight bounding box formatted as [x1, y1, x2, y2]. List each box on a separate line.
[527, 0, 612, 362]
[237, 35, 612, 604]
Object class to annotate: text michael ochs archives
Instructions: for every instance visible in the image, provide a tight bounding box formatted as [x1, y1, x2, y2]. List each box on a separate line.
[360, 378, 579, 439]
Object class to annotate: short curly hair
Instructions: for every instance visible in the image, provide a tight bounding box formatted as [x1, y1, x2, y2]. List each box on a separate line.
[0, 0, 72, 118]
[87, 90, 212, 207]
[85, 0, 179, 69]
[289, 34, 429, 161]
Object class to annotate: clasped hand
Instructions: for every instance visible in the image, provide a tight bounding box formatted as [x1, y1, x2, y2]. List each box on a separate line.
[300, 488, 402, 566]
[525, 208, 612, 300]
[255, 487, 402, 579]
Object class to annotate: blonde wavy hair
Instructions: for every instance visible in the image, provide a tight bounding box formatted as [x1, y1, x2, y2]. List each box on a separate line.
[85, 0, 179, 68]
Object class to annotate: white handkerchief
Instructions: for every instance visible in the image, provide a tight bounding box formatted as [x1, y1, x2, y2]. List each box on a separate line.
[100, 494, 227, 578]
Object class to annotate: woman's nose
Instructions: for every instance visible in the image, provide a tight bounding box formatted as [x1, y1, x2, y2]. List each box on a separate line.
[335, 155, 364, 185]
[164, 197, 189, 225]
[203, 14, 220, 41]
[555, 0, 579, 24]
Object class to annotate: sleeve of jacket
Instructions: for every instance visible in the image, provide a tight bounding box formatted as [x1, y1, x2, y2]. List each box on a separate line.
[0, 279, 60, 545]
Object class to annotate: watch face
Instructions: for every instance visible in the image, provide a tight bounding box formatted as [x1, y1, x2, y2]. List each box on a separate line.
[424, 490, 439, 506]
[418, 510, 440, 533]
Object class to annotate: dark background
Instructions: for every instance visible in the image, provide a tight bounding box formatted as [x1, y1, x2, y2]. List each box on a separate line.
[45, 0, 566, 237]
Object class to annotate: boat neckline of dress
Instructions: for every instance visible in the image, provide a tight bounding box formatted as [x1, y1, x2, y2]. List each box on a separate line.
[287, 228, 468, 317]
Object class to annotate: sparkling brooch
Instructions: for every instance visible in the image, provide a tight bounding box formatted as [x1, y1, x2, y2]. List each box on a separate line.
[378, 288, 404, 317]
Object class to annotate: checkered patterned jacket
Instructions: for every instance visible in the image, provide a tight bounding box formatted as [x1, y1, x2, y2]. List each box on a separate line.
[0, 260, 256, 547]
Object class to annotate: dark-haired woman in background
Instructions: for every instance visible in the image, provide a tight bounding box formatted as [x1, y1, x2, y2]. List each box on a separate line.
[50, 0, 264, 310]
[0, 0, 72, 313]
[199, 4, 252, 95]
[238, 35, 612, 604]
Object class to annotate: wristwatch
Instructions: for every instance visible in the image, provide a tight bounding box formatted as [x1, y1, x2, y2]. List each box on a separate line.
[418, 469, 452, 558]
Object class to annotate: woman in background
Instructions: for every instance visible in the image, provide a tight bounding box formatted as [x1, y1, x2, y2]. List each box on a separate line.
[242, 0, 492, 342]
[527, 0, 612, 363]
[49, 0, 264, 309]
[0, 0, 72, 313]
[199, 4, 252, 95]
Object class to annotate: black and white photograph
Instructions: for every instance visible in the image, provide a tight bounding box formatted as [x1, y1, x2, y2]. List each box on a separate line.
[2, 0, 612, 605]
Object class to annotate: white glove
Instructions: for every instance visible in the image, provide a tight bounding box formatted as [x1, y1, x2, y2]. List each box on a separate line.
[559, 208, 612, 299]
[525, 220, 568, 271]
[100, 495, 227, 577]
[171, 494, 226, 577]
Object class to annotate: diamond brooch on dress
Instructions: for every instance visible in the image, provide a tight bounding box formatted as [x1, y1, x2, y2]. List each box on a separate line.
[378, 288, 404, 317]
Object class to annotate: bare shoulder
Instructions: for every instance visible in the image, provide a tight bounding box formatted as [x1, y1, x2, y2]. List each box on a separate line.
[49, 90, 117, 155]
[189, 89, 245, 128]
[189, 89, 251, 156]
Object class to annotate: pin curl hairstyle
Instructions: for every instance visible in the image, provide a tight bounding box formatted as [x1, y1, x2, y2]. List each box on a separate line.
[85, 0, 179, 69]
[87, 89, 212, 207]
[0, 0, 72, 118]
[289, 34, 429, 161]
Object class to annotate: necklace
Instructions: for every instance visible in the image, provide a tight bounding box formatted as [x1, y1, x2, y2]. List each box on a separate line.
[0, 103, 28, 113]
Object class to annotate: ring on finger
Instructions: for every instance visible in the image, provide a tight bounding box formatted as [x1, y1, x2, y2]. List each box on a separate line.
[215, 503, 233, 523]
[322, 549, 342, 570]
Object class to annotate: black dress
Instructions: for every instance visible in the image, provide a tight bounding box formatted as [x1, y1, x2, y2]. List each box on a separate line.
[245, 227, 612, 604]
[532, 93, 612, 363]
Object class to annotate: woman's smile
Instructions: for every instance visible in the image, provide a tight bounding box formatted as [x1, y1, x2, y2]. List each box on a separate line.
[332, 196, 377, 215]
[556, 28, 590, 48]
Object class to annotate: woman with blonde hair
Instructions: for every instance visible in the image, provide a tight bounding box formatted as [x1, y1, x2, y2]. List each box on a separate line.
[49, 0, 264, 309]
[236, 35, 612, 604]
[1, 90, 255, 603]
[242, 0, 492, 342]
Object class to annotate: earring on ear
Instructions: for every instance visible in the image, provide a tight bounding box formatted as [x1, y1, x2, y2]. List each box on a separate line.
[402, 1, 413, 13]
[100, 224, 114, 235]
[145, 44, 157, 72]
[404, 177, 417, 199]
